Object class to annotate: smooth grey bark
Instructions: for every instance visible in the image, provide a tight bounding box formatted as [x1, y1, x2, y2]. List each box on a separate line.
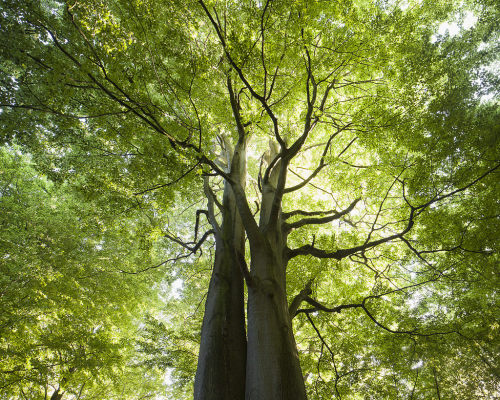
[244, 146, 308, 400]
[245, 247, 307, 400]
[194, 139, 247, 400]
[195, 137, 307, 400]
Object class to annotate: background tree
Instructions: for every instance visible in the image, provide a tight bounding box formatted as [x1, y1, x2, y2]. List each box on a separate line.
[0, 146, 167, 398]
[1, 0, 499, 399]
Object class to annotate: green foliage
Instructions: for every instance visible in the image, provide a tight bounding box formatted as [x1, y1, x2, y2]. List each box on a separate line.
[0, 146, 166, 398]
[0, 0, 499, 398]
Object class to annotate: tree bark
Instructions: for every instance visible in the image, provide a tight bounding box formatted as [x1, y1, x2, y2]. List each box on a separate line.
[244, 156, 308, 399]
[194, 140, 247, 400]
[245, 253, 307, 400]
[50, 388, 64, 400]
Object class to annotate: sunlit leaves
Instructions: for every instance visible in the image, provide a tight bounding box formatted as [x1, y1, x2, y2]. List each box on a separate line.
[0, 146, 166, 398]
[1, 0, 499, 398]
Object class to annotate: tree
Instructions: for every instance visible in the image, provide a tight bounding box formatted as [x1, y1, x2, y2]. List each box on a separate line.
[0, 147, 166, 398]
[1, 0, 499, 399]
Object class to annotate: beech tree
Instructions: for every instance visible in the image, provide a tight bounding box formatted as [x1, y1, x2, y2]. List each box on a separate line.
[1, 0, 499, 399]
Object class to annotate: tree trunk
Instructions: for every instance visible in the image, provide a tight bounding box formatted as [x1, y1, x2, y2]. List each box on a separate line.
[245, 253, 307, 400]
[193, 233, 246, 400]
[244, 162, 308, 399]
[50, 388, 64, 400]
[194, 140, 247, 400]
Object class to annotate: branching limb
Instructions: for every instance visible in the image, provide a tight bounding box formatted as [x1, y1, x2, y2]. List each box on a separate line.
[133, 162, 200, 196]
[283, 208, 340, 219]
[336, 136, 357, 159]
[283, 53, 318, 161]
[36, 16, 235, 183]
[433, 367, 441, 400]
[286, 207, 414, 260]
[295, 297, 362, 317]
[305, 313, 341, 393]
[198, 0, 284, 147]
[266, 32, 288, 101]
[285, 197, 360, 231]
[283, 46, 355, 167]
[227, 75, 246, 141]
[361, 168, 408, 246]
[414, 162, 500, 215]
[164, 229, 215, 254]
[262, 150, 283, 185]
[267, 149, 289, 227]
[288, 161, 500, 261]
[268, 31, 321, 207]
[284, 125, 349, 193]
[203, 177, 222, 233]
[288, 279, 313, 317]
[361, 292, 460, 337]
[119, 250, 201, 275]
[362, 272, 444, 303]
[296, 279, 461, 337]
[230, 180, 264, 245]
[136, 226, 212, 278]
[235, 249, 255, 288]
[260, 0, 272, 97]
[410, 367, 419, 400]
[194, 210, 210, 241]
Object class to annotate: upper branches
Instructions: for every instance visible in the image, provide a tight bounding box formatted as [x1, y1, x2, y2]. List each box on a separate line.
[11, 7, 244, 188]
[283, 123, 352, 194]
[287, 162, 500, 261]
[198, 0, 284, 148]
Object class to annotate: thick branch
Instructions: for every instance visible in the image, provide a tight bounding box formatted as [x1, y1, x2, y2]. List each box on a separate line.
[262, 151, 283, 185]
[203, 177, 222, 233]
[283, 208, 340, 219]
[230, 181, 263, 245]
[295, 296, 362, 317]
[194, 210, 210, 241]
[285, 197, 360, 231]
[235, 249, 255, 288]
[164, 230, 215, 254]
[288, 279, 313, 317]
[287, 208, 414, 260]
[227, 76, 246, 140]
[267, 151, 289, 227]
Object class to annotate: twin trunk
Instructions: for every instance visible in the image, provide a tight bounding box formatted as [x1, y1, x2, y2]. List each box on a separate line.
[194, 142, 307, 400]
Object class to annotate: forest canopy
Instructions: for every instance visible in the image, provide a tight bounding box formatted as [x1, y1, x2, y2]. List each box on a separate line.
[0, 0, 499, 399]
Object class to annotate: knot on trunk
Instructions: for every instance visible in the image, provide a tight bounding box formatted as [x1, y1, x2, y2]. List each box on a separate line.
[254, 277, 277, 297]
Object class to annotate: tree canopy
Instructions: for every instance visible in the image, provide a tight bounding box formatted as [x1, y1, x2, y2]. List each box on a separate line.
[1, 0, 499, 399]
[0, 146, 169, 398]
